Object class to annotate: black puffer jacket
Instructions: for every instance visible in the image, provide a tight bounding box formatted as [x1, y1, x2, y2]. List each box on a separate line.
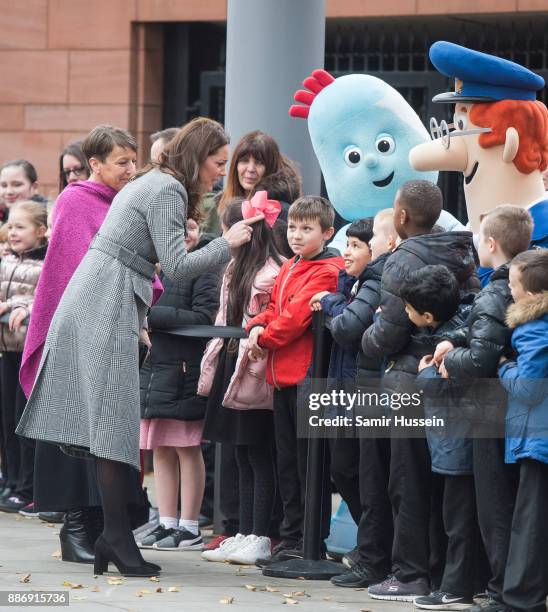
[443, 264, 512, 378]
[140, 235, 224, 421]
[361, 231, 479, 381]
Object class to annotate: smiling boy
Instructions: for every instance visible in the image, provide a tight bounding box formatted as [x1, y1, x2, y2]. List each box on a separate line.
[246, 196, 343, 563]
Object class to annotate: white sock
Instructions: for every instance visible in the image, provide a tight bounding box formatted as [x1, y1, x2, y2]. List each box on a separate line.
[179, 519, 199, 535]
[160, 516, 178, 529]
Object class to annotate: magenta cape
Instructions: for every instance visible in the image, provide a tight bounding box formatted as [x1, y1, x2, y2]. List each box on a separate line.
[19, 180, 163, 397]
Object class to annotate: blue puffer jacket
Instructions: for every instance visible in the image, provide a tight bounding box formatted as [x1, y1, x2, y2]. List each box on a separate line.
[499, 291, 548, 465]
[415, 299, 475, 475]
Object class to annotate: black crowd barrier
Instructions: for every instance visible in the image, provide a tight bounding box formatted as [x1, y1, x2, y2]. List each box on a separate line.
[2, 311, 335, 579]
[163, 313, 339, 580]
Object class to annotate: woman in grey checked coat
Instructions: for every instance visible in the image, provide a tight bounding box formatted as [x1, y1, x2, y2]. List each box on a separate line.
[17, 118, 263, 577]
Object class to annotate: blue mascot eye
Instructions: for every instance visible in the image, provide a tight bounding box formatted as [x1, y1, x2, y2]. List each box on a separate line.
[344, 147, 362, 167]
[375, 135, 396, 155]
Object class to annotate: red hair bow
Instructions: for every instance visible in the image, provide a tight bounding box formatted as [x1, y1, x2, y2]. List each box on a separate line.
[242, 191, 281, 228]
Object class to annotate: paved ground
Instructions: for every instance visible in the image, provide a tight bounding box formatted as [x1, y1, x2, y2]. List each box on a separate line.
[0, 509, 414, 612]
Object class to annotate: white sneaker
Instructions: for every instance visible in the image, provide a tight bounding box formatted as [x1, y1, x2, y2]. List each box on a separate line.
[201, 533, 246, 562]
[226, 535, 271, 565]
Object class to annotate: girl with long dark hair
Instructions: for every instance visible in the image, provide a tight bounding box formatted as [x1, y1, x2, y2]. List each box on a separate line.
[199, 194, 285, 565]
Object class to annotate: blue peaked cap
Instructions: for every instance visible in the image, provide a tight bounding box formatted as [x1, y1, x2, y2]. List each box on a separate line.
[430, 41, 545, 103]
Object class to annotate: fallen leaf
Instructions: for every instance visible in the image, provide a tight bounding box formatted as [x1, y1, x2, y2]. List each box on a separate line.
[284, 597, 299, 605]
[354, 587, 367, 591]
[46, 523, 55, 528]
[360, 609, 372, 612]
[51, 550, 61, 559]
[138, 589, 152, 595]
[149, 576, 160, 582]
[20, 574, 31, 583]
[244, 585, 257, 591]
[107, 577, 124, 585]
[283, 591, 307, 597]
[167, 586, 180, 593]
[156, 588, 162, 593]
[61, 581, 84, 589]
[323, 596, 332, 601]
[265, 586, 279, 592]
[296, 576, 306, 580]
[219, 596, 234, 604]
[91, 586, 100, 592]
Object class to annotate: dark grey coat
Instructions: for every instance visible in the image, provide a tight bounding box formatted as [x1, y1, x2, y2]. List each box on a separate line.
[17, 169, 231, 469]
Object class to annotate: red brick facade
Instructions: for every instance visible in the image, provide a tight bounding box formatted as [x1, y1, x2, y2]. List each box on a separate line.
[0, 0, 544, 197]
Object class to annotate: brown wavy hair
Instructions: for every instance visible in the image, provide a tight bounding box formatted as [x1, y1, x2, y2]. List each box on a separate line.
[219, 130, 299, 214]
[136, 117, 229, 222]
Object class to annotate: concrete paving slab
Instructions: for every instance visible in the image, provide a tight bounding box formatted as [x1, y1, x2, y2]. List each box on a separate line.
[0, 511, 414, 612]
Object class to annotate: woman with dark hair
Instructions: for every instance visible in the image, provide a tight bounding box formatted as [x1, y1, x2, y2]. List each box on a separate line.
[203, 131, 301, 234]
[199, 195, 284, 565]
[58, 141, 90, 192]
[17, 117, 262, 578]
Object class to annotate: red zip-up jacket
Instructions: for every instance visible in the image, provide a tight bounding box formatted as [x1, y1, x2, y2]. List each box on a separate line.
[245, 248, 344, 388]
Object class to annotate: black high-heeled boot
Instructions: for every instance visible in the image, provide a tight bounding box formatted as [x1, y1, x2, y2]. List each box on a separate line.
[60, 508, 95, 564]
[94, 535, 160, 577]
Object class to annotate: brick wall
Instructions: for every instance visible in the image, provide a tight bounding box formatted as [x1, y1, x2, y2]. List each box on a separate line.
[0, 0, 544, 198]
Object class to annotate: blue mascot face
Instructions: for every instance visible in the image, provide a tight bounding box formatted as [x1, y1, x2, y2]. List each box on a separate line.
[307, 74, 438, 220]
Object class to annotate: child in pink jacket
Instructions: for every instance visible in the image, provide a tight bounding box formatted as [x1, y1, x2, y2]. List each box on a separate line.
[198, 194, 285, 565]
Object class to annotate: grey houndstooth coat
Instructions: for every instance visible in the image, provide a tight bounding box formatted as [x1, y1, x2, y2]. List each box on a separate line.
[16, 169, 231, 469]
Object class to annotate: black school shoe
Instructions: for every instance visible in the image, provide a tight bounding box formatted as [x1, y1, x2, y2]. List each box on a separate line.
[341, 546, 361, 569]
[415, 591, 474, 610]
[0, 495, 29, 513]
[255, 538, 302, 568]
[331, 561, 386, 588]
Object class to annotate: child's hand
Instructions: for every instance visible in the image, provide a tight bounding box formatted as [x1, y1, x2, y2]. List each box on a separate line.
[439, 359, 450, 379]
[248, 346, 266, 362]
[9, 307, 28, 331]
[0, 302, 9, 316]
[309, 291, 329, 311]
[139, 327, 152, 350]
[418, 355, 434, 372]
[498, 355, 508, 366]
[433, 340, 454, 367]
[248, 326, 264, 353]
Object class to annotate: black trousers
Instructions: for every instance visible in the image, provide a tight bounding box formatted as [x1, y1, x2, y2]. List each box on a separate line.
[473, 438, 519, 601]
[389, 436, 436, 583]
[1, 352, 34, 501]
[200, 441, 215, 519]
[218, 443, 240, 536]
[357, 437, 393, 576]
[273, 386, 330, 543]
[329, 437, 361, 523]
[503, 459, 548, 612]
[440, 475, 478, 598]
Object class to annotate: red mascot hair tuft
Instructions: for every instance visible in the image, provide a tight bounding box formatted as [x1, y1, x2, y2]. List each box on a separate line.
[470, 100, 548, 173]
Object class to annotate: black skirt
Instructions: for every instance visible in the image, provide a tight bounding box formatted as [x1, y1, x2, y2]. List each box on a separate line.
[203, 339, 273, 446]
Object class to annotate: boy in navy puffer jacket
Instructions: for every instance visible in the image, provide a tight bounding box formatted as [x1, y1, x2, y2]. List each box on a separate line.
[400, 265, 478, 610]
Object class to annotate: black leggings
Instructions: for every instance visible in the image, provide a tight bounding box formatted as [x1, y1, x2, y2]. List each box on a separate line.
[235, 444, 275, 536]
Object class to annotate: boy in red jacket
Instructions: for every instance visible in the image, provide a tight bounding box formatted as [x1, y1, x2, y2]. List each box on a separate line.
[246, 196, 344, 565]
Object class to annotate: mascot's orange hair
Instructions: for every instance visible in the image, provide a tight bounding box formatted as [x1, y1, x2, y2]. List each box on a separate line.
[470, 100, 548, 173]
